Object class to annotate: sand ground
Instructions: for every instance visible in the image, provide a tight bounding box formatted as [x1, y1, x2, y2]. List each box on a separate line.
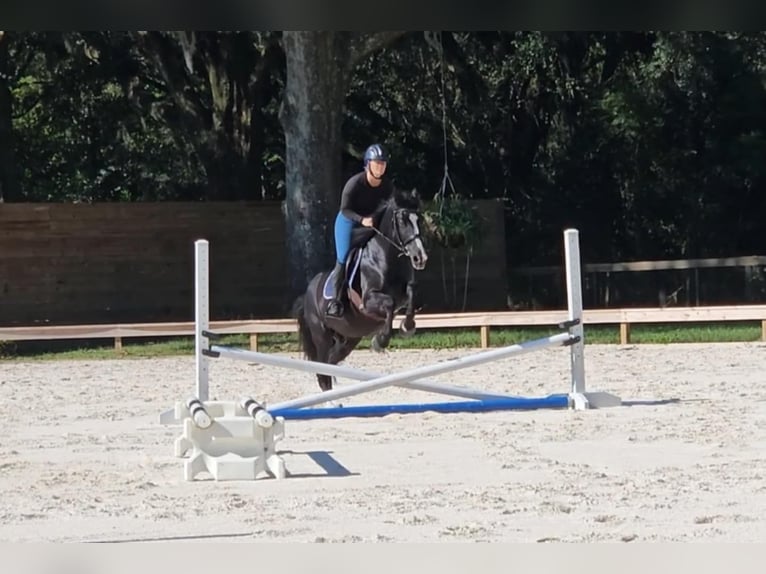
[1, 342, 765, 542]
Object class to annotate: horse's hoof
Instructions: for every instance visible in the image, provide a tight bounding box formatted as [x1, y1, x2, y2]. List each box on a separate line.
[400, 322, 416, 337]
[371, 335, 389, 353]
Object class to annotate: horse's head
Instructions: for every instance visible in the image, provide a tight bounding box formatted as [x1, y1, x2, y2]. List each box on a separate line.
[381, 188, 429, 271]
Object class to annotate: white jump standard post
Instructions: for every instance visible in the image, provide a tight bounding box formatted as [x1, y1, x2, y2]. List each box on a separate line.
[563, 229, 621, 410]
[195, 236, 210, 402]
[159, 239, 288, 482]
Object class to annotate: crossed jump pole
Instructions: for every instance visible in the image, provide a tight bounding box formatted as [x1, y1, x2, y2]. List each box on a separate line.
[192, 228, 621, 419]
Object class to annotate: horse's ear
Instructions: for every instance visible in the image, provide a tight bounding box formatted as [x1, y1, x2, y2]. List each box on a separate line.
[393, 186, 420, 210]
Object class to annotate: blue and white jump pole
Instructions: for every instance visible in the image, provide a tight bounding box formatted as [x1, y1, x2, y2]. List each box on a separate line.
[268, 394, 571, 420]
[192, 229, 621, 419]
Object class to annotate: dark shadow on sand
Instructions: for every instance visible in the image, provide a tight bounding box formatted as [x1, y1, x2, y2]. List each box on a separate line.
[280, 449, 360, 479]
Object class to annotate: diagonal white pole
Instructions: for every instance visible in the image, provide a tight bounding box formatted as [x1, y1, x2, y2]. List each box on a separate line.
[186, 230, 619, 415]
[210, 345, 517, 400]
[210, 344, 537, 401]
[264, 331, 573, 411]
[195, 238, 522, 403]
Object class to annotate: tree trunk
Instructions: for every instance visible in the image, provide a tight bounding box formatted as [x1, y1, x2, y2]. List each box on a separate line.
[0, 31, 20, 202]
[280, 32, 350, 301]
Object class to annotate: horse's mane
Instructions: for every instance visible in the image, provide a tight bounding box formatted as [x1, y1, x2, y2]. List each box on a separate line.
[389, 188, 421, 212]
[365, 189, 421, 245]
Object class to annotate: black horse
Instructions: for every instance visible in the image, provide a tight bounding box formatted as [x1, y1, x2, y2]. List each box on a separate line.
[292, 189, 429, 392]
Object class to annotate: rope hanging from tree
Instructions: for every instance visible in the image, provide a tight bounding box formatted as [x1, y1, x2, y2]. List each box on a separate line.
[426, 31, 457, 217]
[424, 31, 480, 312]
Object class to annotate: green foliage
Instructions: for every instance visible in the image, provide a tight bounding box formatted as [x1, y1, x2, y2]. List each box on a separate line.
[422, 193, 483, 250]
[9, 33, 203, 201]
[5, 30, 766, 273]
[6, 31, 284, 202]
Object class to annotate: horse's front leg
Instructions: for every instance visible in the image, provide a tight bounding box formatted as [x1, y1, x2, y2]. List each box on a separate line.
[365, 290, 395, 353]
[400, 278, 417, 337]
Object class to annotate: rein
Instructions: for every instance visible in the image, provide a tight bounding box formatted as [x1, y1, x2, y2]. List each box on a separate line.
[369, 205, 419, 258]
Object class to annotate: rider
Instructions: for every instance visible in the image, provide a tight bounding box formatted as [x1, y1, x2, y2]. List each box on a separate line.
[326, 143, 395, 317]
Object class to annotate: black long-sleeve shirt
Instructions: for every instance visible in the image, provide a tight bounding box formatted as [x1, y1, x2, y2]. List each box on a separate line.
[339, 171, 394, 223]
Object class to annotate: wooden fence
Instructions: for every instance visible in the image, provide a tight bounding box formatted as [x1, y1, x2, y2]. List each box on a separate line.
[2, 304, 765, 351]
[4, 202, 765, 352]
[511, 255, 766, 309]
[0, 201, 288, 324]
[0, 200, 508, 326]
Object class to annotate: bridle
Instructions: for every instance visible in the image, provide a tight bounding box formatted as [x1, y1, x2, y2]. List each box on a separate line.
[371, 206, 421, 259]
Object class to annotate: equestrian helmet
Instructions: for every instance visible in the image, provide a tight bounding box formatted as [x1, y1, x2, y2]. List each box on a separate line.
[364, 144, 388, 166]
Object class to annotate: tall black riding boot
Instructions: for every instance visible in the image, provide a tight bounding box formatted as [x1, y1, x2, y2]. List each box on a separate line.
[326, 262, 346, 317]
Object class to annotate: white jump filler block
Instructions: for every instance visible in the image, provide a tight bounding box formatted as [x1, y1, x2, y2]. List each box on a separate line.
[167, 397, 287, 481]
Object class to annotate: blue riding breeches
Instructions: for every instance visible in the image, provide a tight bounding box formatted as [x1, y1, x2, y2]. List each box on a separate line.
[334, 212, 355, 264]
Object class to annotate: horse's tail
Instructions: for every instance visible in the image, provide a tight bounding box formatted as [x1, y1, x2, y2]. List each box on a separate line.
[290, 293, 317, 362]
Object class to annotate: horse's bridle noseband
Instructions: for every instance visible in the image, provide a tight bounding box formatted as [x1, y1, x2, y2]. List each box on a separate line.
[372, 209, 421, 258]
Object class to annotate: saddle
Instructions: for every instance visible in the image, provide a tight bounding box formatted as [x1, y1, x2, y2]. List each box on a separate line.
[322, 248, 363, 307]
[322, 226, 379, 318]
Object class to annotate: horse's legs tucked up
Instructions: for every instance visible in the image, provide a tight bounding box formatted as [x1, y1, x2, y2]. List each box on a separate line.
[294, 279, 335, 392]
[320, 334, 361, 391]
[400, 278, 417, 337]
[364, 290, 396, 352]
[309, 332, 361, 392]
[312, 333, 335, 392]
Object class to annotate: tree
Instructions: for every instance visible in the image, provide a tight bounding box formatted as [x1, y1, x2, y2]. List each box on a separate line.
[10, 31, 213, 202]
[280, 31, 406, 300]
[134, 31, 285, 200]
[0, 31, 21, 202]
